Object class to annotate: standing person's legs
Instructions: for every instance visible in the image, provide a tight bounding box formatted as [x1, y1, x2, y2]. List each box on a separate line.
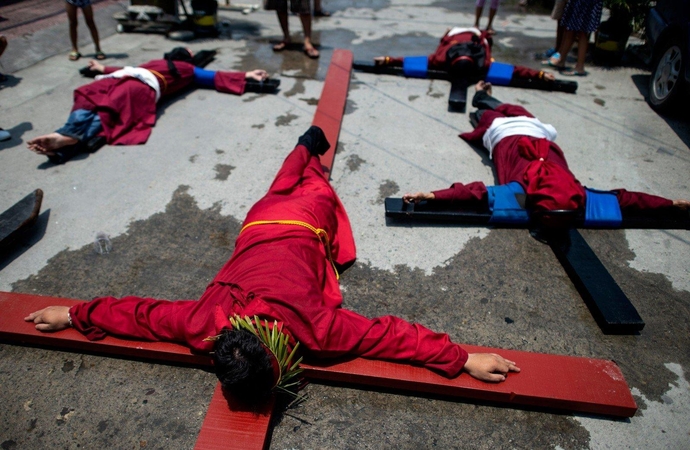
[313, 0, 330, 17]
[573, 31, 588, 73]
[474, 0, 485, 28]
[553, 28, 576, 68]
[485, 0, 499, 34]
[81, 4, 105, 59]
[65, 1, 81, 60]
[299, 13, 319, 58]
[274, 11, 291, 50]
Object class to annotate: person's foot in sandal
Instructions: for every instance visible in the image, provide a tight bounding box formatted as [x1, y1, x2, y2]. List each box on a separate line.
[69, 51, 81, 61]
[273, 40, 290, 52]
[561, 69, 587, 76]
[303, 39, 319, 59]
[95, 51, 106, 60]
[313, 9, 331, 17]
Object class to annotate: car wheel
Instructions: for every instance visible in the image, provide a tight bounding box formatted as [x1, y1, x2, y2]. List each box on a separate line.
[648, 38, 686, 112]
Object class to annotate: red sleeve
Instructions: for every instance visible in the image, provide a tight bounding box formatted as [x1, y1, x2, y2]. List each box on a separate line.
[459, 110, 504, 142]
[432, 181, 488, 205]
[69, 296, 197, 344]
[511, 64, 542, 80]
[385, 57, 404, 67]
[213, 71, 247, 95]
[307, 308, 468, 378]
[613, 189, 673, 213]
[102, 66, 123, 74]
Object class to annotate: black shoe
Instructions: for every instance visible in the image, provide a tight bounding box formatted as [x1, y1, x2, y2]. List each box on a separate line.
[245, 78, 280, 94]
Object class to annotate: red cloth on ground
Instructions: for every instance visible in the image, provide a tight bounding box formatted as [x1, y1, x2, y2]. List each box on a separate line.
[70, 145, 469, 378]
[71, 60, 246, 145]
[433, 104, 674, 213]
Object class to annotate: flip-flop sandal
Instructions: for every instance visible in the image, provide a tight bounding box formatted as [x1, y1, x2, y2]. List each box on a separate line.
[304, 46, 320, 59]
[69, 51, 81, 61]
[541, 53, 562, 68]
[313, 9, 331, 17]
[561, 69, 588, 76]
[272, 41, 289, 52]
[95, 51, 106, 60]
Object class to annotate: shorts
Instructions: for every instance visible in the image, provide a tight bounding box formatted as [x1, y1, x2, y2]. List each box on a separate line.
[551, 0, 566, 20]
[264, 0, 311, 15]
[66, 0, 93, 8]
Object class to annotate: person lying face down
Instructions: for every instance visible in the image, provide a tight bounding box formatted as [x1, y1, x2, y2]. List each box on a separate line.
[27, 47, 275, 164]
[404, 81, 690, 222]
[373, 27, 556, 83]
[25, 126, 519, 402]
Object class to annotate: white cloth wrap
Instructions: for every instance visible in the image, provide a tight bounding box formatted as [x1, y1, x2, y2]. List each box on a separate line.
[96, 67, 161, 102]
[447, 27, 481, 37]
[482, 117, 558, 158]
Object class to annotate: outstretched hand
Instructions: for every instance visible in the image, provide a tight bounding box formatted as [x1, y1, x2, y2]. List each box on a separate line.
[463, 353, 520, 382]
[542, 71, 556, 81]
[87, 59, 105, 74]
[673, 199, 690, 210]
[24, 306, 71, 332]
[245, 69, 269, 82]
[403, 192, 435, 204]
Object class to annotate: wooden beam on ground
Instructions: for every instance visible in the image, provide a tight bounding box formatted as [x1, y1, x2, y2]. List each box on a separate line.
[0, 292, 637, 418]
[194, 384, 274, 450]
[313, 49, 353, 174]
[547, 229, 645, 334]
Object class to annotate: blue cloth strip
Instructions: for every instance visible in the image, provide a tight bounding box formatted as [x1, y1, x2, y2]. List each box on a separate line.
[487, 182, 530, 224]
[403, 56, 429, 78]
[584, 188, 622, 227]
[485, 62, 515, 86]
[193, 66, 216, 88]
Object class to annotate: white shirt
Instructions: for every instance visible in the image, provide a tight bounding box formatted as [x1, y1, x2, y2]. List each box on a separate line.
[96, 67, 162, 102]
[483, 116, 558, 158]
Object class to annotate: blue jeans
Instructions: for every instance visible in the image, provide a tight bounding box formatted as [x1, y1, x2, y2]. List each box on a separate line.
[56, 109, 102, 142]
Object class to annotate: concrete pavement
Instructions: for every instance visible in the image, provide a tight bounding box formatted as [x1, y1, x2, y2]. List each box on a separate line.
[1, 1, 689, 449]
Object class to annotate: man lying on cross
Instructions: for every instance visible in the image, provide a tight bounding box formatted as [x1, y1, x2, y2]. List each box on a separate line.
[27, 47, 276, 164]
[404, 81, 690, 222]
[373, 27, 556, 84]
[25, 126, 519, 401]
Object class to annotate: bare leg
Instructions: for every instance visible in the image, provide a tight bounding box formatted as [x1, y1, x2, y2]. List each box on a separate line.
[65, 2, 79, 54]
[0, 35, 7, 58]
[555, 29, 576, 68]
[273, 11, 290, 51]
[300, 13, 319, 58]
[27, 133, 78, 156]
[486, 8, 497, 33]
[474, 6, 483, 28]
[81, 5, 102, 53]
[555, 23, 564, 51]
[574, 31, 588, 73]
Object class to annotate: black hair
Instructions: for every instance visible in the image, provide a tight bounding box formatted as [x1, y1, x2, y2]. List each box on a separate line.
[163, 47, 194, 79]
[213, 329, 275, 402]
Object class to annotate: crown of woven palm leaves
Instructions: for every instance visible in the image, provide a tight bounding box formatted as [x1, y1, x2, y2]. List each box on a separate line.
[228, 314, 304, 396]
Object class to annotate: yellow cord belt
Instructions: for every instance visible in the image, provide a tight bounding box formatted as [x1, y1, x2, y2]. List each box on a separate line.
[240, 220, 339, 279]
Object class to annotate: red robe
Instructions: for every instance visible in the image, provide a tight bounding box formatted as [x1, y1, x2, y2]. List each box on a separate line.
[433, 103, 673, 213]
[387, 29, 543, 80]
[69, 145, 469, 378]
[71, 60, 247, 145]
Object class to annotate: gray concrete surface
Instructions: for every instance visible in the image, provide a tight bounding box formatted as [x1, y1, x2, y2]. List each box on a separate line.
[1, 1, 690, 449]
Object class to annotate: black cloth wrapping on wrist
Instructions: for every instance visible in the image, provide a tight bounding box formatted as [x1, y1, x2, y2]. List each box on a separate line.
[297, 126, 330, 156]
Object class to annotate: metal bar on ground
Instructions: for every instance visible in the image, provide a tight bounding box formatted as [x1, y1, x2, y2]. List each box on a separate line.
[0, 292, 637, 418]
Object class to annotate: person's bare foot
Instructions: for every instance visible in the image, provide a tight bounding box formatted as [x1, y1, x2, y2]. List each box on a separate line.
[27, 133, 78, 156]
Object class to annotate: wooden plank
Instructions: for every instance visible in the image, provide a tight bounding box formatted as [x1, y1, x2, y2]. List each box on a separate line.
[194, 384, 274, 450]
[313, 49, 353, 174]
[0, 189, 43, 252]
[0, 291, 636, 417]
[384, 197, 690, 230]
[302, 345, 637, 418]
[547, 229, 645, 334]
[448, 79, 468, 112]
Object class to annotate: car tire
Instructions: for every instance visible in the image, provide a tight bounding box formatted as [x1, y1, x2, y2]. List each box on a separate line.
[648, 37, 686, 112]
